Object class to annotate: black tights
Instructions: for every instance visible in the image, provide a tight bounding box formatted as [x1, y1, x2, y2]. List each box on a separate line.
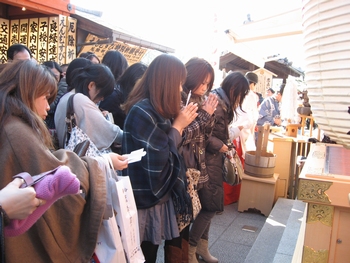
[141, 241, 159, 263]
[141, 226, 190, 263]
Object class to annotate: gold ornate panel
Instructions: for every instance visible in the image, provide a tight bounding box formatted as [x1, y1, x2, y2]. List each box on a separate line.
[298, 179, 332, 204]
[307, 203, 333, 226]
[302, 246, 328, 263]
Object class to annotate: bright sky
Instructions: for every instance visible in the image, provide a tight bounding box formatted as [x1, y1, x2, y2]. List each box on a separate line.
[71, 0, 304, 67]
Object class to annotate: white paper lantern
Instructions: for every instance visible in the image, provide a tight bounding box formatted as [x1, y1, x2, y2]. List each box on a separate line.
[302, 0, 350, 148]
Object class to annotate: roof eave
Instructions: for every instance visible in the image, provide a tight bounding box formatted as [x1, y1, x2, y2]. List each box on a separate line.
[71, 11, 175, 53]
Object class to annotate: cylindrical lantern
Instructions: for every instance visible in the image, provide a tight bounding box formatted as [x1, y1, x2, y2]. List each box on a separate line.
[302, 0, 350, 149]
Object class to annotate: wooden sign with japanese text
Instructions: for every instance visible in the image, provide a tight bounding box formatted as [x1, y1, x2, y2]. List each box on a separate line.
[38, 17, 48, 63]
[0, 18, 9, 63]
[48, 16, 59, 61]
[254, 68, 276, 98]
[28, 18, 39, 60]
[19, 19, 29, 46]
[10, 19, 19, 46]
[57, 15, 67, 65]
[66, 16, 76, 63]
[79, 33, 147, 65]
[0, 16, 75, 64]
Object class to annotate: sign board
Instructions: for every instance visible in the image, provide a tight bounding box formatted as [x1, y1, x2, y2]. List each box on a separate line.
[79, 33, 147, 65]
[0, 16, 76, 64]
[253, 68, 277, 98]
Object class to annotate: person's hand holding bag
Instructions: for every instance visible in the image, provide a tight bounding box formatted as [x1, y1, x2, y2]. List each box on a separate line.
[5, 166, 80, 237]
[0, 178, 44, 221]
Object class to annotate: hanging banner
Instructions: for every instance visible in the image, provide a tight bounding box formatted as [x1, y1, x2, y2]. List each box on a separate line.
[48, 16, 59, 61]
[57, 15, 67, 65]
[79, 33, 147, 65]
[10, 19, 19, 46]
[0, 18, 9, 63]
[38, 17, 48, 63]
[28, 18, 39, 60]
[66, 16, 76, 63]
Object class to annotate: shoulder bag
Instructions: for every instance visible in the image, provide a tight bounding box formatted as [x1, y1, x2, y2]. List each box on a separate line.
[64, 94, 111, 157]
[222, 111, 244, 186]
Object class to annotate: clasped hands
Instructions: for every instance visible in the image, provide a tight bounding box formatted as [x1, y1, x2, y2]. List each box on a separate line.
[202, 93, 218, 115]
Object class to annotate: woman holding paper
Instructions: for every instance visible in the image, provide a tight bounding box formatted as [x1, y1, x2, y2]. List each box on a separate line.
[122, 54, 198, 263]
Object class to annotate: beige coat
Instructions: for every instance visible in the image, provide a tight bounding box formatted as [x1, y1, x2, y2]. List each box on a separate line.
[0, 116, 106, 263]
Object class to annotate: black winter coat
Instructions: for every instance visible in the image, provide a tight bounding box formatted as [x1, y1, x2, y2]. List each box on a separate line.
[199, 88, 231, 212]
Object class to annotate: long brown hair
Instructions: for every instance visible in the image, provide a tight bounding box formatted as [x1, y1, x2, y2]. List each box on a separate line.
[0, 60, 57, 149]
[183, 57, 214, 94]
[123, 54, 186, 119]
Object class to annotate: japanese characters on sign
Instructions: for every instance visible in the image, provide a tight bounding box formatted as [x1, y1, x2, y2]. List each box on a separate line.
[10, 19, 19, 45]
[38, 17, 48, 63]
[48, 17, 59, 61]
[0, 19, 9, 63]
[29, 18, 39, 60]
[255, 68, 275, 98]
[19, 19, 28, 46]
[66, 17, 76, 62]
[0, 15, 152, 66]
[79, 33, 147, 65]
[0, 16, 76, 64]
[57, 15, 67, 65]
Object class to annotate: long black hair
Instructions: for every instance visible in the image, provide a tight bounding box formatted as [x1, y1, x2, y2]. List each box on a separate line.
[117, 62, 147, 102]
[70, 63, 115, 101]
[102, 50, 128, 83]
[221, 71, 250, 120]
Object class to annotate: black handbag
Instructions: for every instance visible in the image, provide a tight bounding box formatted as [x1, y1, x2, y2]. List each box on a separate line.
[223, 149, 243, 186]
[73, 140, 90, 157]
[222, 109, 243, 186]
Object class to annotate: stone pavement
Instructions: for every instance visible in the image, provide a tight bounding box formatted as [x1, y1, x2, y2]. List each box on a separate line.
[156, 202, 267, 263]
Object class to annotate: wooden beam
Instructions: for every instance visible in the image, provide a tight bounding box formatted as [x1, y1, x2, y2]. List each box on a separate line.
[230, 30, 303, 43]
[226, 8, 303, 43]
[72, 15, 113, 40]
[0, 0, 75, 16]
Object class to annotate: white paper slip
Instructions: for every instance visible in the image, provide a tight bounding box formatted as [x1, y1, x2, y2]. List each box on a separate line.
[185, 90, 191, 106]
[123, 148, 147, 163]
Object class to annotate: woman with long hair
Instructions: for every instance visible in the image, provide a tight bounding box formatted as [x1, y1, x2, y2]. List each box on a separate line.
[122, 54, 198, 263]
[179, 57, 218, 261]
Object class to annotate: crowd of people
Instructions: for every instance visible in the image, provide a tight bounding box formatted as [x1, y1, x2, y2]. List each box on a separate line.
[0, 43, 283, 263]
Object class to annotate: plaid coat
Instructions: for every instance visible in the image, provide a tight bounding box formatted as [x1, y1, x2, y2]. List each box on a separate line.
[182, 108, 215, 185]
[122, 99, 189, 212]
